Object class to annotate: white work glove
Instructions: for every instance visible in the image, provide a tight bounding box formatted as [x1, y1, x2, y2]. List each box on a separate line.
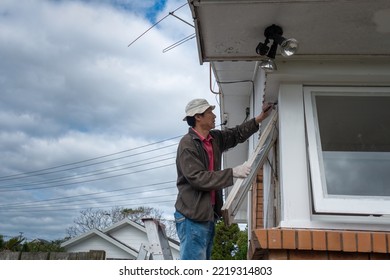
[232, 162, 251, 178]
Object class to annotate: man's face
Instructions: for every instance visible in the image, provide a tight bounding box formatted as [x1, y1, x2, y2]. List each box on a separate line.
[197, 107, 216, 130]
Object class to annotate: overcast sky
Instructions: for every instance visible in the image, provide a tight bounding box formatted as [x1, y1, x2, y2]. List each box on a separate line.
[0, 0, 220, 241]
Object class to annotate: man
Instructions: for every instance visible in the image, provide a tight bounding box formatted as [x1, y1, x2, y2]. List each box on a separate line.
[174, 98, 273, 260]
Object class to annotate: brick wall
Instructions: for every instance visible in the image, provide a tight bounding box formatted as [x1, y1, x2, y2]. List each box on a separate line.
[252, 228, 390, 260]
[249, 168, 390, 260]
[252, 170, 264, 229]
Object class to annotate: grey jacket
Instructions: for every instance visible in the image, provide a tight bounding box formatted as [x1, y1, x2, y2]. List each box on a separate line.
[175, 118, 260, 222]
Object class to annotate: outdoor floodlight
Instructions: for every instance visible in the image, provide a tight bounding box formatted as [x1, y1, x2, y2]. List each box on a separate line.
[256, 24, 299, 72]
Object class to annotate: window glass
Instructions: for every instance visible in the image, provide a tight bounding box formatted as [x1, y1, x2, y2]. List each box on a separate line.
[314, 94, 390, 197]
[323, 151, 390, 196]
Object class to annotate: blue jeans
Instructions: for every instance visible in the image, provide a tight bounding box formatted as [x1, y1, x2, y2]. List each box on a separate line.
[174, 211, 215, 260]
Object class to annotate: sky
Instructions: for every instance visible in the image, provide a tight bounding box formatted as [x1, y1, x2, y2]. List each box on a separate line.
[0, 0, 220, 241]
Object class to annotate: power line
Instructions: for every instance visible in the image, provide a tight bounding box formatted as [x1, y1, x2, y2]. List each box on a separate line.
[0, 135, 182, 181]
[0, 125, 230, 217]
[0, 198, 178, 213]
[2, 186, 177, 210]
[0, 135, 181, 217]
[0, 123, 226, 184]
[0, 153, 176, 190]
[0, 180, 176, 208]
[0, 162, 175, 193]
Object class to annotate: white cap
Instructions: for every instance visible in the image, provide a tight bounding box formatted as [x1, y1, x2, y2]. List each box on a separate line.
[183, 99, 215, 121]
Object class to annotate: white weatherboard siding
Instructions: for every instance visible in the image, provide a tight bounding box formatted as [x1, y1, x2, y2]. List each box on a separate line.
[105, 223, 147, 250]
[65, 234, 133, 260]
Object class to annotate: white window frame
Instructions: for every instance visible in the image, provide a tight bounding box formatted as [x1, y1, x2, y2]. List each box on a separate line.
[304, 86, 390, 215]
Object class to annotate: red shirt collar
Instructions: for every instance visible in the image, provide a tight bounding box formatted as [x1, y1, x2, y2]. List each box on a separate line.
[191, 128, 213, 142]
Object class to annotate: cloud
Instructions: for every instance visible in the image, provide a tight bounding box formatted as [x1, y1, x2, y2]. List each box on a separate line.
[0, 0, 216, 240]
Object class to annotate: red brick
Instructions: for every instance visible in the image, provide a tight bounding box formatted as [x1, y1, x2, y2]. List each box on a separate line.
[268, 229, 282, 249]
[282, 229, 296, 249]
[268, 250, 288, 260]
[372, 233, 387, 253]
[342, 232, 357, 252]
[357, 232, 372, 253]
[297, 230, 312, 250]
[289, 250, 328, 260]
[328, 252, 369, 260]
[254, 229, 268, 249]
[312, 231, 327, 251]
[387, 233, 390, 253]
[327, 231, 342, 251]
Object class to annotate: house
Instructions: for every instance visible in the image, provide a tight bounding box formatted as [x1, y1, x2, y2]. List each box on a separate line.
[30, 238, 50, 245]
[187, 0, 390, 259]
[62, 218, 180, 260]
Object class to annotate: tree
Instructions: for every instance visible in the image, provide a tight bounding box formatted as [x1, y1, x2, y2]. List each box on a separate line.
[0, 234, 66, 253]
[211, 220, 248, 260]
[66, 206, 177, 239]
[66, 207, 122, 237]
[24, 239, 66, 252]
[121, 206, 163, 223]
[233, 226, 248, 259]
[0, 235, 25, 252]
[0, 235, 4, 250]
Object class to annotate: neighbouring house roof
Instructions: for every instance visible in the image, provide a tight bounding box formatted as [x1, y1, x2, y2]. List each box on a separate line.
[103, 218, 146, 233]
[61, 228, 139, 258]
[30, 238, 50, 244]
[102, 218, 180, 249]
[61, 218, 179, 259]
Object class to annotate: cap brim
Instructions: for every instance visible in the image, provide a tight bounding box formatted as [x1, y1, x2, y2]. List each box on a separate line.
[183, 105, 215, 121]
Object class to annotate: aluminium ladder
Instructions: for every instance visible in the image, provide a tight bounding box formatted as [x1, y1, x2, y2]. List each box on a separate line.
[137, 218, 173, 260]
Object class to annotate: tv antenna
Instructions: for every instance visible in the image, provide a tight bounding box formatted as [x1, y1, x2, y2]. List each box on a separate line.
[127, 2, 195, 52]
